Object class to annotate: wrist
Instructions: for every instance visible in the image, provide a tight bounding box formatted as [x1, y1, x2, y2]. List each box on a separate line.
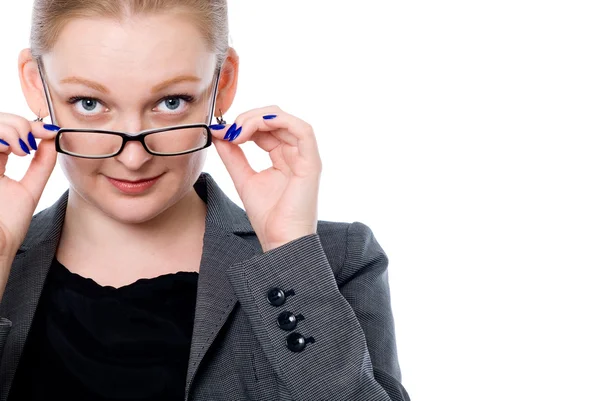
[262, 232, 317, 253]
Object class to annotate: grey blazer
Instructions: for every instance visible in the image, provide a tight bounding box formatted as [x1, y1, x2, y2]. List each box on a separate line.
[0, 173, 410, 401]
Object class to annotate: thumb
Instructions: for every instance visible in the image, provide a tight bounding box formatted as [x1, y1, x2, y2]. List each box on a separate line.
[20, 138, 58, 203]
[213, 139, 255, 194]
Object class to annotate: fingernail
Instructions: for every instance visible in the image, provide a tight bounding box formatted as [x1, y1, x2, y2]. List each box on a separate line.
[43, 124, 60, 132]
[0, 139, 8, 147]
[263, 115, 277, 120]
[27, 132, 38, 151]
[19, 139, 31, 154]
[224, 123, 237, 141]
[209, 124, 226, 130]
[229, 126, 243, 142]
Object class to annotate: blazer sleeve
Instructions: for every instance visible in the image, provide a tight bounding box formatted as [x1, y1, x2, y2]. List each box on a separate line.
[226, 222, 410, 401]
[0, 317, 10, 359]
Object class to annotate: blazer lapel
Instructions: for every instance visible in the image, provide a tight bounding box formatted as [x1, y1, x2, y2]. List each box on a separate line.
[0, 192, 68, 401]
[185, 174, 260, 398]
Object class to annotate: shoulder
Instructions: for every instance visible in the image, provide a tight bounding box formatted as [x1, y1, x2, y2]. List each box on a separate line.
[17, 191, 68, 255]
[316, 220, 388, 285]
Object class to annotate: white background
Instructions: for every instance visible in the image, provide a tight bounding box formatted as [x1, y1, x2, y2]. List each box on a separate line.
[1, 1, 599, 400]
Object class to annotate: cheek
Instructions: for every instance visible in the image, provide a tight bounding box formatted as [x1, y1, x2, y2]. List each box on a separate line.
[58, 154, 103, 182]
[175, 150, 207, 184]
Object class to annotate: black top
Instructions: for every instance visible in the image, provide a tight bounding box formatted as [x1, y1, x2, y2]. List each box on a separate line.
[8, 257, 199, 401]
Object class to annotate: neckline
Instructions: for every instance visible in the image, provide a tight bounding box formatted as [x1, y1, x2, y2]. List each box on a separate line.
[51, 257, 199, 293]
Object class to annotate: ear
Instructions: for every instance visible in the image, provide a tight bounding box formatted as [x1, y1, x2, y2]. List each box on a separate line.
[18, 48, 49, 118]
[215, 47, 239, 116]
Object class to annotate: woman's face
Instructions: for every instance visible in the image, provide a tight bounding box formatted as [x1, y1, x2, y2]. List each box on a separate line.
[40, 13, 218, 223]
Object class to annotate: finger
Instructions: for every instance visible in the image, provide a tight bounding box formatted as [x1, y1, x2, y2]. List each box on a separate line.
[251, 131, 281, 153]
[30, 120, 61, 140]
[0, 113, 33, 141]
[259, 114, 320, 162]
[0, 124, 30, 156]
[213, 127, 285, 173]
[211, 106, 287, 143]
[0, 117, 59, 157]
[233, 105, 282, 124]
[19, 138, 57, 203]
[0, 113, 59, 142]
[230, 112, 320, 165]
[228, 115, 297, 147]
[209, 123, 235, 142]
[26, 121, 61, 157]
[224, 106, 294, 144]
[212, 121, 288, 165]
[213, 139, 256, 193]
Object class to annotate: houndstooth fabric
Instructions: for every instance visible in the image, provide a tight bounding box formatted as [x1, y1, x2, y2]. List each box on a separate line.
[0, 173, 410, 401]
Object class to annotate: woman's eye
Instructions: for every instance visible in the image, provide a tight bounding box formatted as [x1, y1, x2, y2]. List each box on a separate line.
[155, 96, 192, 113]
[69, 97, 103, 115]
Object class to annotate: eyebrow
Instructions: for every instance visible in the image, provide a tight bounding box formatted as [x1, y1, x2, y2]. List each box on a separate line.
[59, 75, 202, 95]
[60, 77, 109, 94]
[151, 76, 202, 93]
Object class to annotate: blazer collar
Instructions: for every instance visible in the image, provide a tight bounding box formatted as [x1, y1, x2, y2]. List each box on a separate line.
[0, 172, 260, 401]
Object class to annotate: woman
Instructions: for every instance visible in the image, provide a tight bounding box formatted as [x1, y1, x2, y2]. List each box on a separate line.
[0, 0, 410, 400]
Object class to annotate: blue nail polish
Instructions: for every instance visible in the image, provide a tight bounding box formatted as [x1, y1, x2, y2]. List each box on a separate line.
[27, 132, 38, 151]
[209, 124, 226, 130]
[229, 126, 242, 142]
[43, 124, 60, 132]
[0, 139, 8, 146]
[263, 115, 277, 120]
[19, 139, 31, 154]
[224, 123, 237, 141]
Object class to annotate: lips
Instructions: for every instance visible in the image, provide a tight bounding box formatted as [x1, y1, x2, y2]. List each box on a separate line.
[106, 173, 163, 194]
[110, 176, 161, 183]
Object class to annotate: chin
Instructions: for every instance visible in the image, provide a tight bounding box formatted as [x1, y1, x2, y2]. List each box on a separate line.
[99, 196, 173, 224]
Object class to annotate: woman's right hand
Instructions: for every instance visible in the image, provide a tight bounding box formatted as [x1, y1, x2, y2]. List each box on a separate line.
[0, 112, 59, 266]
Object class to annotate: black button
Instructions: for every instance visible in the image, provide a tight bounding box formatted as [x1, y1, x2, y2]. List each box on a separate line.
[277, 311, 298, 331]
[267, 288, 286, 306]
[286, 332, 307, 352]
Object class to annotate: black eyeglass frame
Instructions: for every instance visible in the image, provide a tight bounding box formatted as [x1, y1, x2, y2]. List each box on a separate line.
[54, 124, 213, 159]
[36, 57, 222, 159]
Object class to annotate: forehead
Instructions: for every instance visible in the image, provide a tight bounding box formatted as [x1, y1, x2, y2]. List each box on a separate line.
[44, 13, 217, 83]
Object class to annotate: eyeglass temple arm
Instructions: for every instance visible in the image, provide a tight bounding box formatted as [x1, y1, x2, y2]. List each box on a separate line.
[36, 59, 58, 124]
[208, 66, 222, 124]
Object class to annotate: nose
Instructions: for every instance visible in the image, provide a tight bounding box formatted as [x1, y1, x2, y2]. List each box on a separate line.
[114, 140, 153, 170]
[111, 115, 153, 169]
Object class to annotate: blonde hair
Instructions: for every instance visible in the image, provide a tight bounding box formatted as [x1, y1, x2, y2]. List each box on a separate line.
[30, 0, 229, 64]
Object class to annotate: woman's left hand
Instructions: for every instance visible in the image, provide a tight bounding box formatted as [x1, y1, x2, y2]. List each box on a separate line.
[212, 106, 322, 252]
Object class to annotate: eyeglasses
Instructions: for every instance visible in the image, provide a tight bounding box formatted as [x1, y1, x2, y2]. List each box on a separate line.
[37, 58, 221, 159]
[55, 124, 212, 159]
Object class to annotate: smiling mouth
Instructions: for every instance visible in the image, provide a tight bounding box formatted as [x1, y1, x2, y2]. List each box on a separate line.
[105, 174, 164, 194]
[107, 174, 163, 183]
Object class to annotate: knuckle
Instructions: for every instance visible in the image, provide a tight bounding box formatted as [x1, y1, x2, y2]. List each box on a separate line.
[3, 114, 29, 137]
[0, 125, 17, 139]
[234, 111, 248, 122]
[302, 122, 315, 136]
[265, 105, 282, 113]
